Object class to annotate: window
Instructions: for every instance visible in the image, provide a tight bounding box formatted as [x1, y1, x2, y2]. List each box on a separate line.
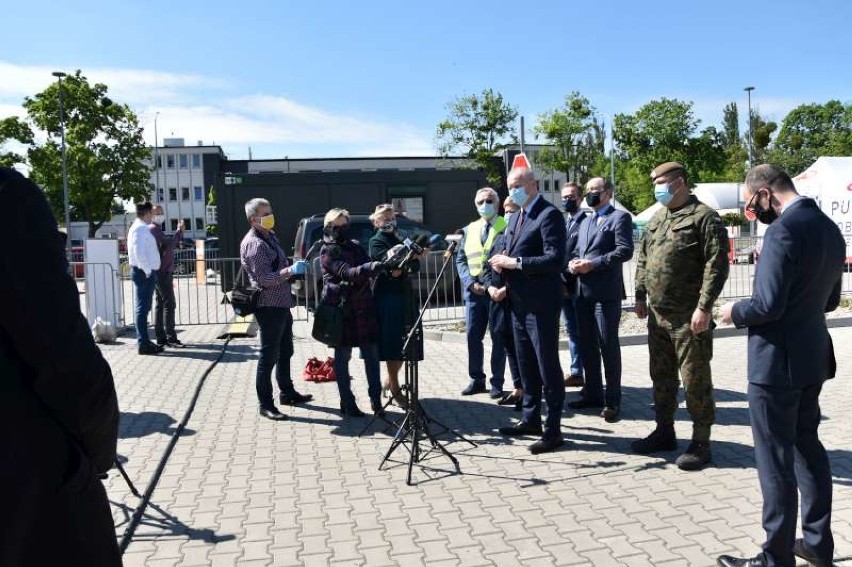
[192, 154, 201, 168]
[179, 154, 188, 169]
[170, 219, 178, 231]
[543, 180, 551, 192]
[183, 218, 192, 231]
[181, 187, 190, 200]
[168, 187, 177, 201]
[156, 188, 164, 202]
[195, 217, 204, 230]
[166, 155, 175, 168]
[156, 155, 162, 169]
[194, 186, 203, 201]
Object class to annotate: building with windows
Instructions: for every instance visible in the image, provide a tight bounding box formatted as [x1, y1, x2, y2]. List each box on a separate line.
[148, 138, 226, 239]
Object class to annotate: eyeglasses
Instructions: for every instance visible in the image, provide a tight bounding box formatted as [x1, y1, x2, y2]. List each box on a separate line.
[475, 199, 494, 205]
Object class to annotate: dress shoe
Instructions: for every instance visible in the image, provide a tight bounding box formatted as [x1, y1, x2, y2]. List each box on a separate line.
[676, 441, 712, 471]
[498, 422, 543, 437]
[716, 554, 765, 567]
[631, 425, 677, 454]
[564, 374, 584, 388]
[529, 435, 565, 455]
[259, 407, 288, 421]
[489, 386, 504, 399]
[138, 342, 164, 355]
[279, 391, 314, 405]
[461, 380, 487, 396]
[166, 338, 186, 348]
[567, 396, 604, 409]
[497, 392, 522, 406]
[601, 406, 620, 423]
[793, 538, 831, 567]
[340, 402, 365, 418]
[370, 398, 386, 417]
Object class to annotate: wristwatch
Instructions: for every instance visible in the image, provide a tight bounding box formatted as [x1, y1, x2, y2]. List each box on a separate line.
[516, 257, 522, 270]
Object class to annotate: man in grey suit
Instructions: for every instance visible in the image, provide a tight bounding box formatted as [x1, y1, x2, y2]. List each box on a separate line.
[567, 177, 634, 422]
[717, 164, 844, 567]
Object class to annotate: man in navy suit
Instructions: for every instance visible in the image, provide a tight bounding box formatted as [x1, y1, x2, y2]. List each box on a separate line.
[567, 178, 634, 422]
[490, 166, 567, 454]
[560, 182, 587, 389]
[717, 164, 844, 567]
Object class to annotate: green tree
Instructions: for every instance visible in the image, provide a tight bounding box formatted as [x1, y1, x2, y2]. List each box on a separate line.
[749, 109, 777, 164]
[436, 88, 518, 188]
[0, 116, 34, 168]
[533, 91, 604, 184]
[768, 100, 852, 174]
[613, 98, 726, 212]
[721, 102, 748, 180]
[13, 70, 151, 236]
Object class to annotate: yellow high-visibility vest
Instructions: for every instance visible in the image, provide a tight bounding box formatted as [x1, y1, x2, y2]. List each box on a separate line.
[463, 216, 507, 277]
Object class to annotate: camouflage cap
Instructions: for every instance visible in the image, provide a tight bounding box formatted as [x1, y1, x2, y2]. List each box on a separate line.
[651, 161, 686, 181]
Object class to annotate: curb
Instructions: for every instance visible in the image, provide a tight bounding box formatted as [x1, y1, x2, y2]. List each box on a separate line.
[424, 316, 852, 347]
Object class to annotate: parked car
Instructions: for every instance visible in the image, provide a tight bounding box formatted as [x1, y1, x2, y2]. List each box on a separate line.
[291, 213, 457, 303]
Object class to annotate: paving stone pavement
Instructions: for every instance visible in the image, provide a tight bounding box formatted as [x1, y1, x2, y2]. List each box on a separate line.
[102, 322, 852, 567]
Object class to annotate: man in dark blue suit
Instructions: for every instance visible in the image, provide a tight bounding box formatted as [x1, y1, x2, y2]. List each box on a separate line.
[560, 181, 588, 388]
[717, 164, 845, 567]
[490, 166, 567, 454]
[567, 178, 634, 422]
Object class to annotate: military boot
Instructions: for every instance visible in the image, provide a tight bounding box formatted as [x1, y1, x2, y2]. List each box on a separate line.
[631, 424, 677, 454]
[675, 441, 712, 471]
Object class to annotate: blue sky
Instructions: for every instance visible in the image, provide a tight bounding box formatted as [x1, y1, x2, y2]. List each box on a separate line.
[3, 0, 850, 160]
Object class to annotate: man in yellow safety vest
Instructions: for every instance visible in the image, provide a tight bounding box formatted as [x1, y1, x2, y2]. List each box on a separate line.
[456, 187, 510, 397]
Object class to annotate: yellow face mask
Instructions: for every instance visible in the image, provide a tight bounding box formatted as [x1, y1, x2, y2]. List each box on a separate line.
[259, 214, 275, 230]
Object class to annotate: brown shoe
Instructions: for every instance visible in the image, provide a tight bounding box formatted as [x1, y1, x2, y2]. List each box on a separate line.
[564, 374, 584, 388]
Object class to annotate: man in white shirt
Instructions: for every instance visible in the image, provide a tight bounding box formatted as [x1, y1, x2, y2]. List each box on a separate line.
[127, 202, 162, 354]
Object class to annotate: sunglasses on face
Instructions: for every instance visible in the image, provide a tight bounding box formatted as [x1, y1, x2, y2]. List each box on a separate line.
[475, 199, 494, 205]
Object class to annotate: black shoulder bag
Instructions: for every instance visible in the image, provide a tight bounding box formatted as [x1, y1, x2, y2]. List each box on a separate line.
[225, 265, 260, 317]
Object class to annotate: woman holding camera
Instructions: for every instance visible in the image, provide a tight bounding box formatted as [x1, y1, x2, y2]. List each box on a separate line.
[368, 204, 423, 408]
[319, 208, 384, 417]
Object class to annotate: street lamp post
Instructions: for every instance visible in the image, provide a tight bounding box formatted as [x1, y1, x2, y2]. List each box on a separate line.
[744, 86, 755, 169]
[53, 71, 71, 265]
[596, 112, 616, 198]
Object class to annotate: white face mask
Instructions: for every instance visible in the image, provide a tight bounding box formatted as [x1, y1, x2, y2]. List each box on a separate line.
[153, 214, 165, 225]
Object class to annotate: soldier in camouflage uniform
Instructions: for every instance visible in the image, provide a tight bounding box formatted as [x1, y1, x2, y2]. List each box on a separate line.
[632, 162, 730, 471]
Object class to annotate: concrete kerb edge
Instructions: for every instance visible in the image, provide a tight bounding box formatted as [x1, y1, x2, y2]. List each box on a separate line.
[423, 316, 852, 347]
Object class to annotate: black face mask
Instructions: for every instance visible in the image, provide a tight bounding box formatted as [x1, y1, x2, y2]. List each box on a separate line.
[747, 190, 778, 225]
[324, 224, 352, 241]
[756, 206, 778, 225]
[562, 198, 578, 213]
[585, 193, 601, 208]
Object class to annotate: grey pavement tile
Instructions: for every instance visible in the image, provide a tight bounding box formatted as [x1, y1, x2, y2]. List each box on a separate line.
[102, 322, 852, 566]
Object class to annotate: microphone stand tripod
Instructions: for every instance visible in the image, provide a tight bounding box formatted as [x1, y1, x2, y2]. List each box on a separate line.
[375, 241, 476, 485]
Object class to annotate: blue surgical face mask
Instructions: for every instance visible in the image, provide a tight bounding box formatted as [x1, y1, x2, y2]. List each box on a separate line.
[504, 212, 515, 224]
[509, 186, 529, 207]
[654, 183, 673, 206]
[477, 202, 496, 219]
[379, 219, 396, 233]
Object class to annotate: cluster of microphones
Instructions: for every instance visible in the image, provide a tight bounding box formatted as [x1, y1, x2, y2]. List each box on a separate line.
[381, 232, 461, 270]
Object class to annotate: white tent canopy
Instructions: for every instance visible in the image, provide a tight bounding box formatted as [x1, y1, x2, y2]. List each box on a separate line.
[792, 156, 852, 259]
[634, 182, 744, 223]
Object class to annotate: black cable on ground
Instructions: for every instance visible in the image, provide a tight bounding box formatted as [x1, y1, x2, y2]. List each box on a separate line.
[118, 337, 232, 553]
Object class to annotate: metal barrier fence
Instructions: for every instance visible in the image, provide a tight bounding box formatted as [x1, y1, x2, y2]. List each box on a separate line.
[76, 237, 852, 328]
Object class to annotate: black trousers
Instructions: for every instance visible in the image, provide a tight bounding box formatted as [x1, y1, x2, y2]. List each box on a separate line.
[154, 270, 177, 342]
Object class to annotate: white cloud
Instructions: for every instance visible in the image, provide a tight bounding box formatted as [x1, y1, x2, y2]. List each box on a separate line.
[1, 60, 435, 159]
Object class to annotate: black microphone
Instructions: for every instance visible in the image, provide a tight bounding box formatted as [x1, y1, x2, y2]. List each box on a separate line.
[426, 234, 443, 248]
[443, 229, 463, 258]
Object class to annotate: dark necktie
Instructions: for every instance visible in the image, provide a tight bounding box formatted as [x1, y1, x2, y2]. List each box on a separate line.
[481, 221, 490, 245]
